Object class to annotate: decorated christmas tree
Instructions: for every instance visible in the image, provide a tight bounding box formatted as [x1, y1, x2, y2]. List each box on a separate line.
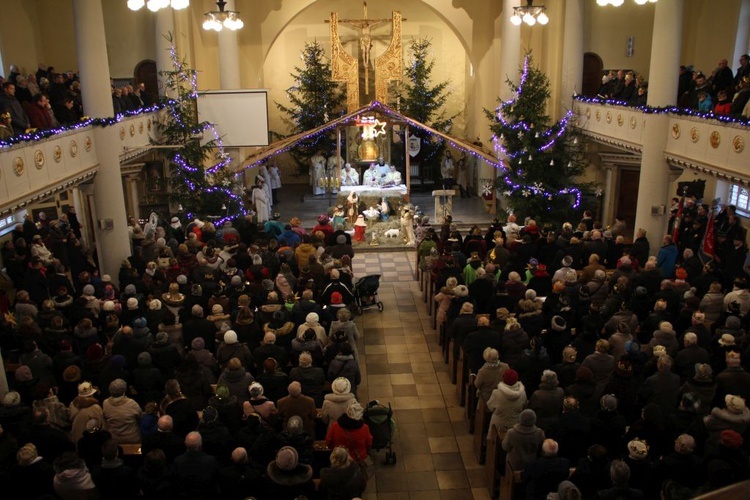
[157, 37, 245, 223]
[487, 54, 590, 225]
[394, 38, 457, 180]
[275, 41, 346, 174]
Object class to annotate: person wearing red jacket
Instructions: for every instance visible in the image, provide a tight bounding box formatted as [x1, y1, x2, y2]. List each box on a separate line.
[325, 401, 372, 463]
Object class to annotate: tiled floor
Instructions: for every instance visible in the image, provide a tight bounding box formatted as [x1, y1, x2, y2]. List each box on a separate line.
[351, 252, 491, 500]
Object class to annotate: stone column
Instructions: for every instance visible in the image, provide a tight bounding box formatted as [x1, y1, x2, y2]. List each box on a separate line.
[73, 0, 131, 282]
[498, 0, 522, 100]
[733, 0, 750, 69]
[128, 176, 141, 221]
[601, 165, 614, 226]
[560, 0, 584, 116]
[633, 0, 683, 250]
[155, 8, 175, 96]
[218, 0, 241, 89]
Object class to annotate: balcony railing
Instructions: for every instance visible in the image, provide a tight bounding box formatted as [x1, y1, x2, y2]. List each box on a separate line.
[572, 96, 750, 182]
[0, 107, 164, 216]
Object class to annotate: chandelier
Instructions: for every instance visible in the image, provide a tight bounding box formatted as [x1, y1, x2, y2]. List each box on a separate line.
[510, 0, 549, 26]
[203, 1, 244, 31]
[127, 0, 189, 11]
[596, 0, 657, 5]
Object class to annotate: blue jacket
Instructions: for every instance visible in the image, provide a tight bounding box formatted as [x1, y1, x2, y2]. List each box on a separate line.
[657, 243, 678, 278]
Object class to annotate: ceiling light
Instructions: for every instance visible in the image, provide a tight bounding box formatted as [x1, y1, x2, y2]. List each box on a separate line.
[511, 0, 549, 27]
[203, 1, 244, 32]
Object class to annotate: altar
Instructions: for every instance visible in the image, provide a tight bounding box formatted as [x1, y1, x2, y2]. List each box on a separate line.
[337, 185, 408, 219]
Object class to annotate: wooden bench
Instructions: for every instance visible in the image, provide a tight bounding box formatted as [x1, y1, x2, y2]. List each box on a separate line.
[455, 347, 469, 407]
[120, 443, 142, 456]
[500, 463, 577, 500]
[485, 424, 506, 498]
[473, 395, 492, 464]
[464, 374, 477, 434]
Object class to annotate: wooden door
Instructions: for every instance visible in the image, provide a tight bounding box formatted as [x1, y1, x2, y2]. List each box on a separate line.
[616, 169, 640, 240]
[134, 60, 158, 99]
[582, 52, 604, 97]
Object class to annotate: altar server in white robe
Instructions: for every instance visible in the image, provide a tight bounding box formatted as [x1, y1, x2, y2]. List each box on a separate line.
[252, 176, 270, 223]
[341, 163, 359, 186]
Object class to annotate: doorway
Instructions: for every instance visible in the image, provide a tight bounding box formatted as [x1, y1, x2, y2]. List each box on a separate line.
[134, 60, 158, 101]
[582, 52, 604, 97]
[616, 169, 640, 241]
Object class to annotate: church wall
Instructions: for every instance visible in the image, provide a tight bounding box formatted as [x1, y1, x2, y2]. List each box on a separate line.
[0, 0, 156, 84]
[101, 1, 157, 79]
[35, 0, 77, 75]
[582, 1, 656, 78]
[681, 0, 741, 76]
[0, 0, 46, 78]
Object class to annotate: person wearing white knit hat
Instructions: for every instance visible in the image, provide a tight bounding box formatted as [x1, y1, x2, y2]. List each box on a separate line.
[325, 401, 372, 464]
[321, 377, 357, 429]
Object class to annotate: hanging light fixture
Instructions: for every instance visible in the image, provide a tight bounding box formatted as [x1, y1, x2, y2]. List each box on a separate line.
[597, 0, 657, 5]
[128, 0, 189, 11]
[203, 0, 244, 32]
[510, 0, 549, 26]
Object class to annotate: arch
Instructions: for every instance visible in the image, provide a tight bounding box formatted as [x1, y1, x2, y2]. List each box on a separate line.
[582, 52, 604, 97]
[134, 59, 158, 96]
[261, 0, 476, 71]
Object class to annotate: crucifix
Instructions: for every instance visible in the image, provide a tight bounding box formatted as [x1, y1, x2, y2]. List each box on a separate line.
[328, 1, 394, 95]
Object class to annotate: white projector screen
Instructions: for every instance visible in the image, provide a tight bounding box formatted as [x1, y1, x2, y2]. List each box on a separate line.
[197, 89, 269, 147]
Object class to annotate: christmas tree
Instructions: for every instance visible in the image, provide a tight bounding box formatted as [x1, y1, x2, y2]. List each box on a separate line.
[487, 54, 589, 225]
[157, 37, 245, 223]
[394, 38, 457, 180]
[275, 41, 346, 174]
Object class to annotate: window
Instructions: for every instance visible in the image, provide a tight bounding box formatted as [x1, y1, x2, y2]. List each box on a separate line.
[729, 184, 750, 217]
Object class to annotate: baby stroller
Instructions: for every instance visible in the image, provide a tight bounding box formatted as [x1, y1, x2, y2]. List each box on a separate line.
[364, 400, 397, 464]
[353, 274, 384, 315]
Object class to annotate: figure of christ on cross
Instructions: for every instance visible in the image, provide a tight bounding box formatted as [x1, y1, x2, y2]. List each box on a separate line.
[330, 1, 393, 95]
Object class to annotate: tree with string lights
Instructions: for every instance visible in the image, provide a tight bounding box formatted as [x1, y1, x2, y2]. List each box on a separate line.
[487, 53, 591, 225]
[157, 37, 245, 222]
[275, 41, 346, 175]
[394, 38, 457, 181]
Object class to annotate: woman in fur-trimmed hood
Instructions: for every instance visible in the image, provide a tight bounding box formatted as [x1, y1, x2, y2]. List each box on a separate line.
[487, 368, 527, 437]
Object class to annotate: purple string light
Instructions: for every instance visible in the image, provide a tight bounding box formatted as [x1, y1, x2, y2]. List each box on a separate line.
[0, 103, 167, 149]
[573, 95, 750, 126]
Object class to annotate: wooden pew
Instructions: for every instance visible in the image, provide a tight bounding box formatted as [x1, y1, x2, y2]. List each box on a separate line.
[455, 345, 467, 405]
[473, 395, 492, 463]
[484, 424, 506, 498]
[500, 461, 525, 500]
[464, 374, 477, 433]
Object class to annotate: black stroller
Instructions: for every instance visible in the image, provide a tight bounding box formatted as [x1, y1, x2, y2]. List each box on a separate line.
[363, 400, 397, 464]
[353, 274, 384, 315]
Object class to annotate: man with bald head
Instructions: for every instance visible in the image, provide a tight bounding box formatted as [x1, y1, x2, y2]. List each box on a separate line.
[173, 431, 219, 499]
[523, 439, 572, 500]
[141, 414, 185, 464]
[218, 447, 263, 498]
[713, 58, 735, 98]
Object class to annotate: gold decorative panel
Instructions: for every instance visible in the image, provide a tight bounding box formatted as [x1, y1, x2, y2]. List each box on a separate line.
[374, 11, 402, 105]
[330, 12, 360, 112]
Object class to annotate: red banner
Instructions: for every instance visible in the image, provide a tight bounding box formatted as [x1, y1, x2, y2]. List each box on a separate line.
[672, 197, 684, 244]
[702, 209, 715, 257]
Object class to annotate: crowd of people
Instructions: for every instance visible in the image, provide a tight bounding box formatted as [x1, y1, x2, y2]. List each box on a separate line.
[597, 54, 750, 118]
[0, 62, 153, 139]
[418, 209, 750, 499]
[0, 209, 373, 499]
